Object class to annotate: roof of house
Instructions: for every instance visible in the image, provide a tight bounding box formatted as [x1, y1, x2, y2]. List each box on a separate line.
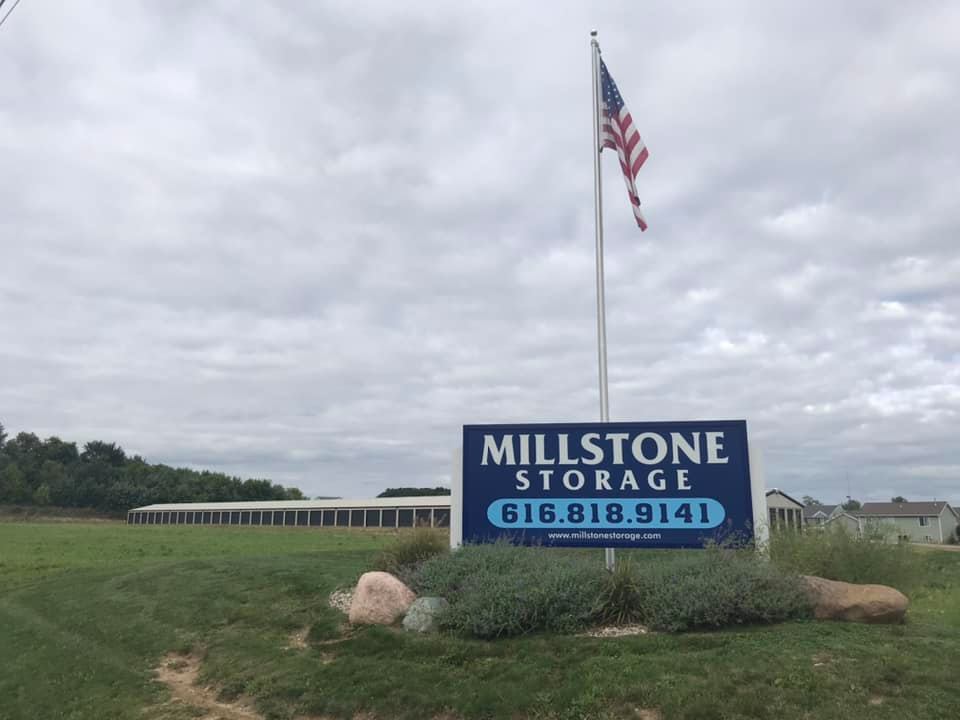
[858, 501, 955, 518]
[803, 504, 837, 519]
[765, 488, 805, 508]
[826, 511, 860, 524]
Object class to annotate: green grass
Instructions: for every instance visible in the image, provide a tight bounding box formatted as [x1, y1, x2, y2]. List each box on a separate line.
[1, 522, 958, 720]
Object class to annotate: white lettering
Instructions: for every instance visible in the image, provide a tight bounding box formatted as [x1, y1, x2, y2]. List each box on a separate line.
[619, 469, 640, 491]
[580, 433, 604, 465]
[538, 469, 554, 490]
[606, 433, 630, 464]
[647, 469, 666, 491]
[595, 469, 612, 491]
[558, 434, 579, 465]
[677, 468, 691, 490]
[562, 470, 586, 491]
[706, 432, 729, 464]
[632, 432, 668, 464]
[518, 434, 531, 465]
[534, 434, 555, 464]
[671, 432, 701, 464]
[515, 469, 530, 491]
[482, 434, 515, 466]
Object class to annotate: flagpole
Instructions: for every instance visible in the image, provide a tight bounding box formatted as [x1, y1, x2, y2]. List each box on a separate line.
[591, 30, 615, 573]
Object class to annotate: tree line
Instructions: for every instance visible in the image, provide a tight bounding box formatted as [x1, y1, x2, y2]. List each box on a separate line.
[377, 487, 450, 498]
[0, 422, 303, 514]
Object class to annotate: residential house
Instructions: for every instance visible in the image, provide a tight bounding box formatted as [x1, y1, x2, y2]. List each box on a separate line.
[857, 501, 959, 544]
[803, 504, 839, 526]
[765, 489, 805, 531]
[824, 511, 862, 537]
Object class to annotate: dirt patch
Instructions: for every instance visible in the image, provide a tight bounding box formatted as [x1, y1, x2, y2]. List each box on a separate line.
[288, 627, 309, 650]
[155, 652, 262, 720]
[868, 695, 885, 706]
[812, 652, 834, 667]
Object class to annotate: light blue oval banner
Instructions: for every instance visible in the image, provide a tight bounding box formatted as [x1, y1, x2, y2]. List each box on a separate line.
[486, 498, 726, 530]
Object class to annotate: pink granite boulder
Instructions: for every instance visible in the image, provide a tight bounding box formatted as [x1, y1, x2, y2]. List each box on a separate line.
[348, 571, 416, 625]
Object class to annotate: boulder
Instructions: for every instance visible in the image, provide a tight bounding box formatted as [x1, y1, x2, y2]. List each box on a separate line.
[348, 571, 416, 626]
[801, 575, 908, 624]
[403, 597, 449, 633]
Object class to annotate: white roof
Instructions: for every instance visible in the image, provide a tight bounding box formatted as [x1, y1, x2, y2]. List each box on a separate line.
[130, 496, 452, 512]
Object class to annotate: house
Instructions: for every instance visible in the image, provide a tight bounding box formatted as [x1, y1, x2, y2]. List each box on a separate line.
[824, 511, 862, 537]
[857, 501, 959, 544]
[803, 504, 839, 526]
[765, 489, 805, 531]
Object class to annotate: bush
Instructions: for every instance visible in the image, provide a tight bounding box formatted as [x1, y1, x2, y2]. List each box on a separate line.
[768, 525, 919, 590]
[629, 549, 812, 632]
[372, 527, 448, 580]
[593, 559, 646, 625]
[413, 543, 604, 638]
[410, 543, 810, 638]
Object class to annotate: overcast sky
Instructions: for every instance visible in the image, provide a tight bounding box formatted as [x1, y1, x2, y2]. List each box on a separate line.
[1, 1, 958, 503]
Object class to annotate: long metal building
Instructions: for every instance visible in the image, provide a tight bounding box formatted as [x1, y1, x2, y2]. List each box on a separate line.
[127, 496, 452, 529]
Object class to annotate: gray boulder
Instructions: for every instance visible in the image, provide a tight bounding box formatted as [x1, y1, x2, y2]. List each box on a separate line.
[402, 597, 450, 633]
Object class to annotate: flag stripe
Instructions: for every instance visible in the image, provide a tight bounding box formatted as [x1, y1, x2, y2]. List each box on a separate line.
[598, 59, 648, 231]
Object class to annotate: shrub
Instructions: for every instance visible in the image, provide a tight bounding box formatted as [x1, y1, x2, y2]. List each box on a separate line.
[629, 549, 812, 632]
[413, 543, 604, 638]
[372, 527, 448, 580]
[411, 543, 810, 638]
[768, 525, 919, 590]
[592, 559, 645, 625]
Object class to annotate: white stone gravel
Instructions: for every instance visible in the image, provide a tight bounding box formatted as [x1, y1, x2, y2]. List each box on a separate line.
[581, 624, 650, 638]
[328, 588, 354, 614]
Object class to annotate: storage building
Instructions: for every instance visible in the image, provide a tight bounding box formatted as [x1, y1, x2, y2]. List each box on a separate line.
[127, 496, 452, 529]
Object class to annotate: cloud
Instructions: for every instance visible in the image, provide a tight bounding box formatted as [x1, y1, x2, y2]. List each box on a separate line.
[1, 0, 958, 504]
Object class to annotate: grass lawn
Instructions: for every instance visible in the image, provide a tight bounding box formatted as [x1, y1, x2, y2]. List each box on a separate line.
[1, 522, 958, 720]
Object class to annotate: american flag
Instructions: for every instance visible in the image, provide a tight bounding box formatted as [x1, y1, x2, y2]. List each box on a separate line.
[599, 59, 649, 231]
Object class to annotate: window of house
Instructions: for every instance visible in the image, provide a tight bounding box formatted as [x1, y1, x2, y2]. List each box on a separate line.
[919, 516, 929, 526]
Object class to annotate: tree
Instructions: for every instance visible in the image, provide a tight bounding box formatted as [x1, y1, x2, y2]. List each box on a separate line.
[842, 498, 862, 511]
[891, 496, 908, 503]
[0, 463, 29, 504]
[81, 441, 127, 467]
[0, 421, 7, 448]
[32, 484, 51, 506]
[801, 495, 824, 506]
[37, 461, 68, 505]
[0, 426, 307, 513]
[377, 487, 451, 498]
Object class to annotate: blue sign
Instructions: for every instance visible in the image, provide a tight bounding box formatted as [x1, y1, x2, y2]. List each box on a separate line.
[460, 420, 754, 548]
